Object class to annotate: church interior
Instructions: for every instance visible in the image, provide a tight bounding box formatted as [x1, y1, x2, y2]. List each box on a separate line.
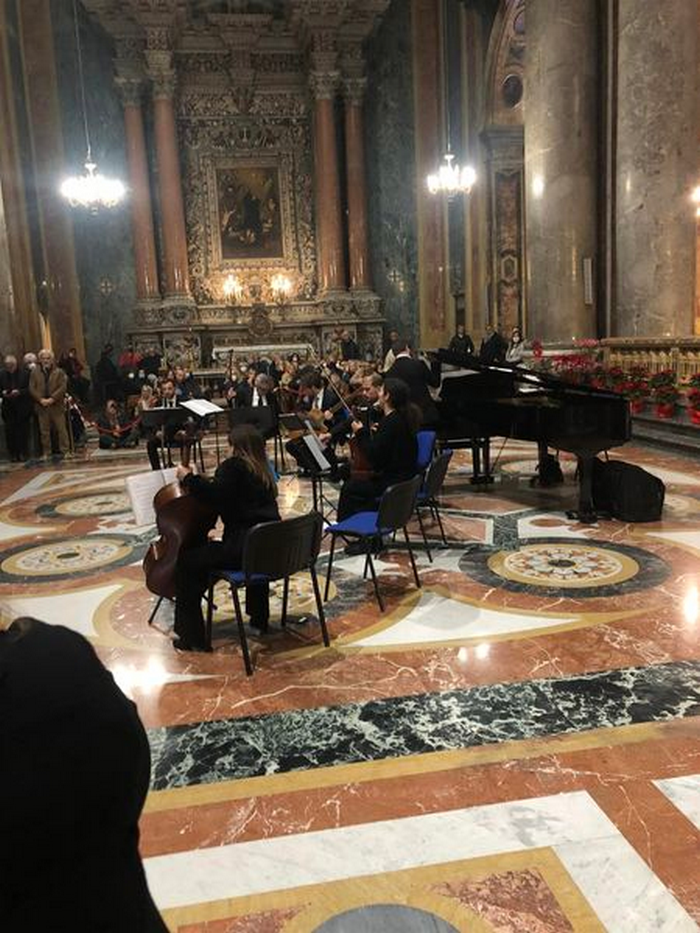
[1, 1, 700, 930]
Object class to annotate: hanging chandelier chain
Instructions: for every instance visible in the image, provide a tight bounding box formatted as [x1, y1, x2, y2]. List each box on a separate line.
[442, 0, 451, 155]
[72, 0, 92, 163]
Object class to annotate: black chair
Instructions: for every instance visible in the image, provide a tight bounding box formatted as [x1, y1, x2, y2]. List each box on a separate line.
[323, 475, 422, 612]
[415, 448, 453, 561]
[205, 512, 330, 675]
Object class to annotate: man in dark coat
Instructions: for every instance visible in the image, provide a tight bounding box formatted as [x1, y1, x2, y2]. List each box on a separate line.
[385, 339, 441, 427]
[1, 354, 31, 461]
[339, 329, 360, 361]
[0, 617, 168, 932]
[448, 324, 475, 357]
[479, 324, 507, 365]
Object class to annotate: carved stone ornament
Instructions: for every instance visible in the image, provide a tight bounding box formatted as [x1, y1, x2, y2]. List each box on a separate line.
[115, 77, 143, 108]
[342, 76, 367, 106]
[248, 305, 274, 339]
[150, 69, 177, 99]
[309, 70, 340, 100]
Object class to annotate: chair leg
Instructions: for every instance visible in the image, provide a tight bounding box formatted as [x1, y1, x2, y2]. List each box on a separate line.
[433, 500, 448, 546]
[231, 586, 254, 676]
[324, 534, 337, 601]
[205, 579, 215, 650]
[281, 576, 289, 627]
[416, 507, 433, 562]
[147, 595, 163, 627]
[404, 527, 421, 589]
[310, 565, 330, 647]
[365, 551, 385, 612]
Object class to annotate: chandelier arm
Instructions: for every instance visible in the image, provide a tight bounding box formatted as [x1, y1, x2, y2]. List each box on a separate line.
[72, 0, 92, 163]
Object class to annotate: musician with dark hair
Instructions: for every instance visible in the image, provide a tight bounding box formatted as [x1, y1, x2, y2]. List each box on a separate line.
[173, 424, 280, 651]
[337, 377, 419, 533]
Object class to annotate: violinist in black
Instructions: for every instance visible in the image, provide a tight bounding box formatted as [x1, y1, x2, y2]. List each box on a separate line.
[173, 424, 280, 651]
[337, 377, 418, 521]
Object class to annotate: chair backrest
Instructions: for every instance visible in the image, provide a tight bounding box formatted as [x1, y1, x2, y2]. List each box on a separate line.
[423, 448, 453, 499]
[415, 430, 437, 472]
[242, 511, 323, 580]
[377, 474, 422, 531]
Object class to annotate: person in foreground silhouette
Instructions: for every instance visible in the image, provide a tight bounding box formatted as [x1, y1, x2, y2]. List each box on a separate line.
[0, 616, 168, 933]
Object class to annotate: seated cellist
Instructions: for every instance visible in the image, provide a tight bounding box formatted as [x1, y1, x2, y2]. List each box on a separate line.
[173, 424, 280, 651]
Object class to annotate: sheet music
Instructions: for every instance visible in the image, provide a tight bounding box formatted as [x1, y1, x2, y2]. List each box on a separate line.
[302, 434, 332, 472]
[180, 398, 223, 417]
[125, 468, 177, 526]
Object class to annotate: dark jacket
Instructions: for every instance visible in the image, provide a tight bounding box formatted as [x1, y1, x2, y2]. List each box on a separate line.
[0, 368, 31, 418]
[183, 456, 279, 542]
[448, 333, 475, 356]
[340, 338, 360, 361]
[174, 375, 202, 401]
[479, 332, 507, 365]
[354, 409, 418, 486]
[385, 355, 441, 426]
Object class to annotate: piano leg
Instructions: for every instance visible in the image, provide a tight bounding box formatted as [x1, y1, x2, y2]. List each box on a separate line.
[567, 455, 598, 524]
[470, 438, 494, 485]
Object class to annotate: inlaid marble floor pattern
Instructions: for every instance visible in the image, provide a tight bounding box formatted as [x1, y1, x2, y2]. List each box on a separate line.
[1, 439, 699, 932]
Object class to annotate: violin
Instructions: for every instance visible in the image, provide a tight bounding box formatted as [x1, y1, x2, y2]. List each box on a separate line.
[142, 431, 216, 600]
[305, 388, 364, 428]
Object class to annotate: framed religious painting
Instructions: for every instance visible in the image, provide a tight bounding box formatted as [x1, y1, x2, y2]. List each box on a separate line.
[206, 157, 295, 269]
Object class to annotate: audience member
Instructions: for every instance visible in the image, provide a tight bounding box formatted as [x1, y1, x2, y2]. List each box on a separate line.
[385, 338, 441, 428]
[1, 354, 31, 462]
[0, 616, 168, 931]
[448, 323, 475, 357]
[29, 349, 70, 461]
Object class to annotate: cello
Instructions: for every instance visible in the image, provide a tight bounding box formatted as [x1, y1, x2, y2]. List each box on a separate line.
[143, 433, 217, 601]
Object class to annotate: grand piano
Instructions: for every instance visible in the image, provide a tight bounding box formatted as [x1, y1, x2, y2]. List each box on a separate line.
[433, 348, 631, 523]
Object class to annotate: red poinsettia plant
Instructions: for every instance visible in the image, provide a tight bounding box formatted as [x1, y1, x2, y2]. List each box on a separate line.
[686, 373, 700, 423]
[650, 370, 679, 417]
[623, 366, 650, 401]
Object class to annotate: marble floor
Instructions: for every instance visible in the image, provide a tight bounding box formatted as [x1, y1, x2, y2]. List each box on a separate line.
[1, 437, 700, 932]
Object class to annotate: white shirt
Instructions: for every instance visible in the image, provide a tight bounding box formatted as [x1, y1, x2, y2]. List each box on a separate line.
[252, 388, 268, 407]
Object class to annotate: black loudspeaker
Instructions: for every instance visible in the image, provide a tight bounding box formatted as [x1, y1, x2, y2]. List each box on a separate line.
[592, 458, 665, 522]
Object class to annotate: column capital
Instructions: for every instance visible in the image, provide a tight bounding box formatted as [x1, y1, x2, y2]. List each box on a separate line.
[309, 70, 340, 100]
[342, 76, 367, 106]
[115, 77, 144, 108]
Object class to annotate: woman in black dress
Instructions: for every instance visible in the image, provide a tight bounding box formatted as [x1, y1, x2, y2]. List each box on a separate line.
[173, 424, 280, 650]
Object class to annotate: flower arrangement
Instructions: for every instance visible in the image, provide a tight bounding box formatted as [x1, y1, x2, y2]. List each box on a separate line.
[606, 366, 627, 393]
[649, 370, 679, 418]
[531, 338, 543, 362]
[686, 373, 700, 425]
[623, 366, 650, 413]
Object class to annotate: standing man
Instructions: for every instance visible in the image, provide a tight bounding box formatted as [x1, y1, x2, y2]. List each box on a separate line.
[29, 349, 70, 462]
[1, 355, 31, 462]
[386, 339, 441, 428]
[339, 329, 360, 361]
[448, 323, 475, 356]
[479, 324, 507, 365]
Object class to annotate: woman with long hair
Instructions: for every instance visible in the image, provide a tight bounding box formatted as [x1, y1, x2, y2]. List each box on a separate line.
[173, 424, 279, 650]
[505, 326, 525, 365]
[337, 377, 419, 531]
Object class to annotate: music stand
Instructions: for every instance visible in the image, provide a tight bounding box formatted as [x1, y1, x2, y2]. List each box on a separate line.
[140, 407, 190, 468]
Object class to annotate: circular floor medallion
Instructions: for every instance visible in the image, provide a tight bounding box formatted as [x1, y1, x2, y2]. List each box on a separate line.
[50, 492, 132, 518]
[0, 535, 138, 582]
[459, 536, 669, 598]
[489, 542, 638, 589]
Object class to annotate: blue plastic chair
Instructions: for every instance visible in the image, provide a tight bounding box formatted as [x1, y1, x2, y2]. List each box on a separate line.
[416, 430, 437, 473]
[206, 512, 329, 675]
[415, 449, 453, 561]
[323, 475, 422, 612]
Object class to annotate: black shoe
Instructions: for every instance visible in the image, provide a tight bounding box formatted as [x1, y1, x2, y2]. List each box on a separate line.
[173, 637, 212, 653]
[249, 617, 269, 633]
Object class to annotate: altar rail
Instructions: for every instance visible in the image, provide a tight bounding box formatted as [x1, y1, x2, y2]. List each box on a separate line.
[601, 337, 700, 380]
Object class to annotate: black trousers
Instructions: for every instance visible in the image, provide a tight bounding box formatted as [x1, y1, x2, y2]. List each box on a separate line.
[174, 537, 270, 646]
[2, 408, 30, 460]
[337, 476, 386, 520]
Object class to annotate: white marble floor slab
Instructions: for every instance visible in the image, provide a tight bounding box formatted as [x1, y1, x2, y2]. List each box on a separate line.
[647, 530, 700, 555]
[518, 512, 591, 539]
[143, 790, 697, 931]
[3, 584, 123, 639]
[353, 590, 579, 647]
[654, 774, 700, 832]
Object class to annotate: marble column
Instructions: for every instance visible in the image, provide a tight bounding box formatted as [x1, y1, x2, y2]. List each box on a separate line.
[614, 0, 698, 337]
[118, 82, 160, 303]
[524, 0, 598, 342]
[151, 72, 190, 300]
[310, 71, 346, 294]
[343, 77, 371, 292]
